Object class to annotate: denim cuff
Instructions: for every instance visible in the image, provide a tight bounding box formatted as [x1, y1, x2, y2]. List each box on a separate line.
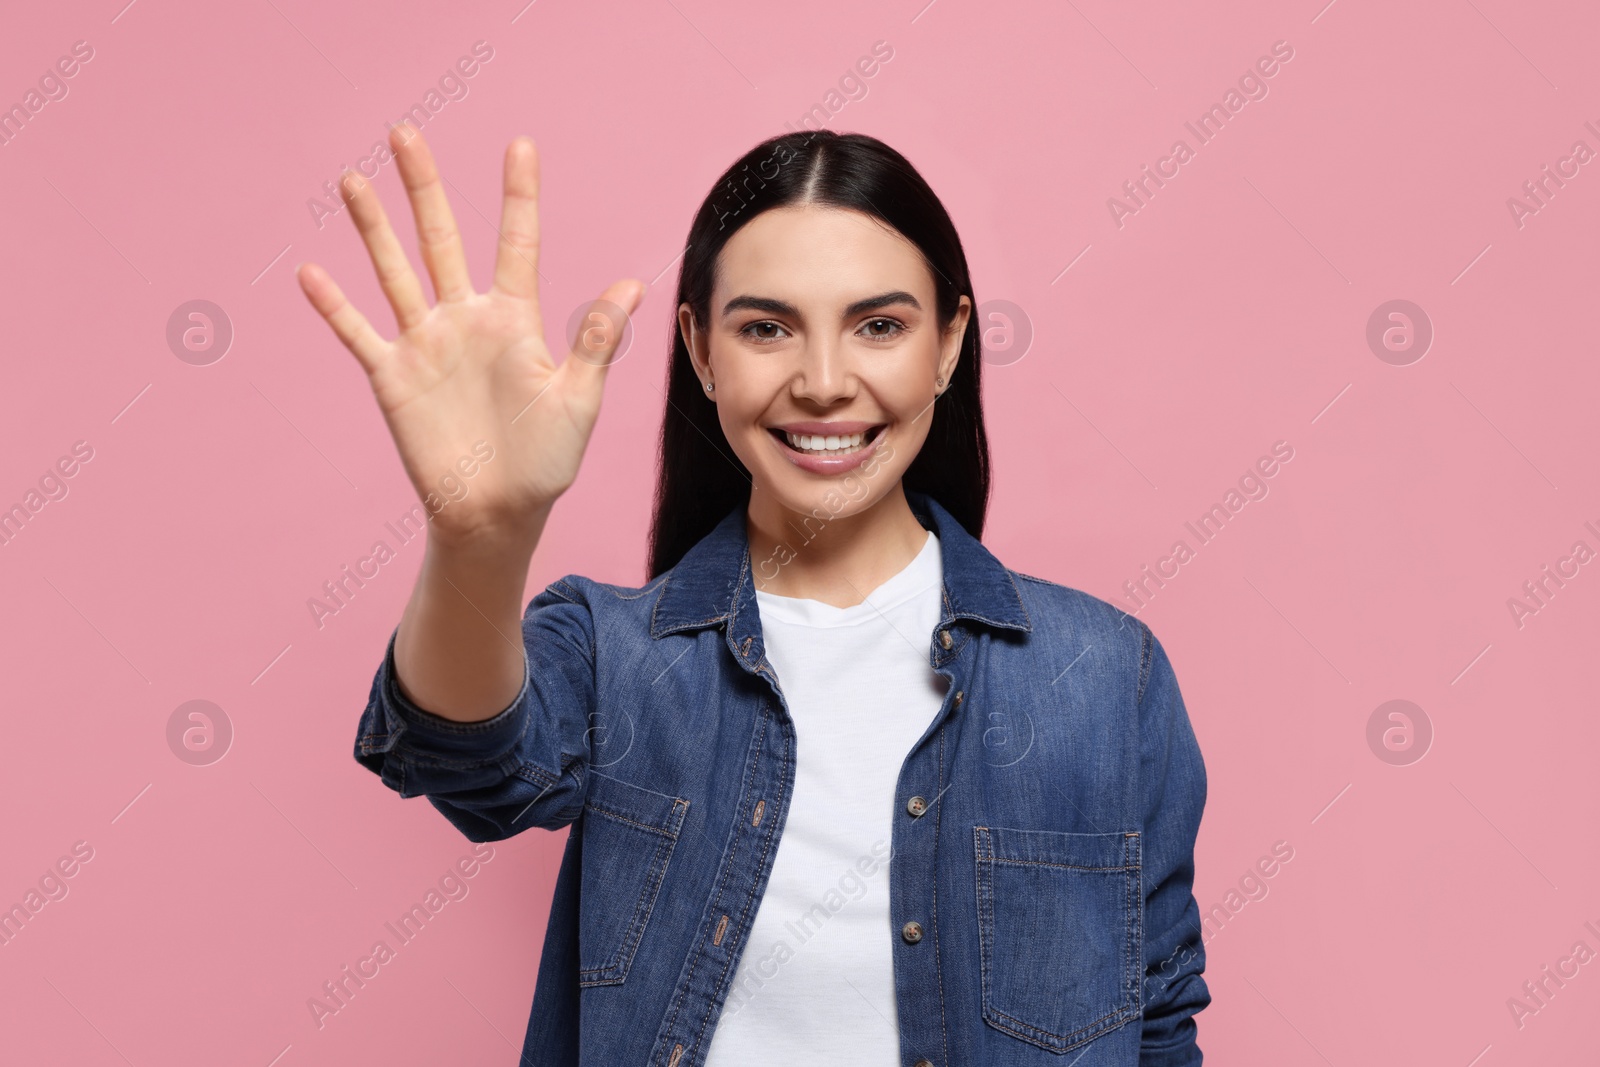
[367, 626, 531, 766]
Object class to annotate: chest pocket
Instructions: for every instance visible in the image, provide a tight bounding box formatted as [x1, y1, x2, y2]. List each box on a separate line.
[577, 773, 690, 987]
[974, 826, 1142, 1053]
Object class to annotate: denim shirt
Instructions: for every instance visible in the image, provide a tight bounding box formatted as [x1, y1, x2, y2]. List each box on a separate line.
[354, 490, 1210, 1066]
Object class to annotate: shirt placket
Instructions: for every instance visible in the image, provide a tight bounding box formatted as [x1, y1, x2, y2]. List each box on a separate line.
[649, 621, 798, 1067]
[890, 617, 965, 1067]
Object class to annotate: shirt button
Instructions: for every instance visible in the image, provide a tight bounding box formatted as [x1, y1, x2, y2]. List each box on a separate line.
[914, 1061, 934, 1067]
[901, 920, 924, 943]
[906, 795, 928, 817]
[953, 690, 963, 707]
[938, 629, 953, 650]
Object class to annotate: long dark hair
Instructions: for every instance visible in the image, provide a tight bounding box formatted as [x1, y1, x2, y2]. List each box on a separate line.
[646, 129, 990, 579]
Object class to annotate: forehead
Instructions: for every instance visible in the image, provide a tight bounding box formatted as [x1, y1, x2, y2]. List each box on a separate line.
[713, 204, 931, 306]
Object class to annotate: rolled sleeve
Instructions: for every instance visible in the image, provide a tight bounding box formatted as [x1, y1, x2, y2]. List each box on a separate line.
[1135, 622, 1211, 1065]
[352, 578, 598, 840]
[354, 625, 533, 791]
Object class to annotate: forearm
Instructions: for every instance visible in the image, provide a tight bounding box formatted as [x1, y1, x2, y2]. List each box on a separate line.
[392, 506, 550, 723]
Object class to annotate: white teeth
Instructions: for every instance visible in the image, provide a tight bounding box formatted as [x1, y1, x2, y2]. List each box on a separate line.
[784, 430, 868, 454]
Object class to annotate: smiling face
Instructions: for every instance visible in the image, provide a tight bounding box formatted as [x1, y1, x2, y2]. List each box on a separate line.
[678, 203, 970, 529]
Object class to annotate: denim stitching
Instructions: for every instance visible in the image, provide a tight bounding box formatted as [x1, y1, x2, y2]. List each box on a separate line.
[654, 699, 772, 1064]
[1127, 832, 1143, 1013]
[686, 699, 790, 1062]
[986, 1003, 1137, 1051]
[391, 734, 528, 771]
[1128, 633, 1152, 1025]
[582, 799, 686, 839]
[934, 586, 957, 669]
[578, 827, 670, 984]
[648, 567, 732, 639]
[974, 827, 992, 1044]
[933, 724, 950, 1067]
[974, 825, 1141, 1052]
[395, 749, 523, 772]
[358, 731, 391, 753]
[1134, 619, 1155, 708]
[578, 796, 688, 986]
[972, 831, 985, 1036]
[607, 574, 669, 602]
[650, 575, 731, 639]
[383, 654, 530, 737]
[670, 702, 763, 1061]
[1001, 568, 1035, 630]
[509, 763, 566, 826]
[514, 762, 558, 790]
[391, 699, 524, 735]
[990, 858, 1139, 872]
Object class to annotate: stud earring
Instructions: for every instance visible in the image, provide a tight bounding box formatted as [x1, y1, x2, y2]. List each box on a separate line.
[705, 381, 714, 392]
[935, 376, 944, 387]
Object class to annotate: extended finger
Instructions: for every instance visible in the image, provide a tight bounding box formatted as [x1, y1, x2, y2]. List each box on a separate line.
[557, 278, 647, 403]
[340, 167, 432, 333]
[491, 136, 541, 304]
[296, 261, 392, 377]
[391, 122, 475, 303]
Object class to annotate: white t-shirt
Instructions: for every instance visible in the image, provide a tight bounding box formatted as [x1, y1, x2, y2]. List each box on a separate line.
[703, 529, 949, 1065]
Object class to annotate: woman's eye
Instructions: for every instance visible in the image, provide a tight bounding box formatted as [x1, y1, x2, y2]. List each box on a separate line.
[740, 321, 788, 342]
[860, 318, 905, 340]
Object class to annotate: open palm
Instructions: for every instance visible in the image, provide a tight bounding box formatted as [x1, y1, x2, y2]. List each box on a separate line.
[296, 122, 644, 548]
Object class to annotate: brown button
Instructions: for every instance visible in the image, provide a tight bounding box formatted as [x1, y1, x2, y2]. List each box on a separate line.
[901, 920, 924, 943]
[938, 629, 953, 650]
[906, 795, 928, 817]
[953, 690, 964, 707]
[913, 1061, 934, 1067]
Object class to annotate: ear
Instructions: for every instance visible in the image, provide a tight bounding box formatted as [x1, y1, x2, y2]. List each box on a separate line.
[937, 296, 972, 389]
[679, 302, 711, 381]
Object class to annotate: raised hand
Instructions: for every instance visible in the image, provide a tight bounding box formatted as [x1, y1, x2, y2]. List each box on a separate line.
[296, 121, 644, 550]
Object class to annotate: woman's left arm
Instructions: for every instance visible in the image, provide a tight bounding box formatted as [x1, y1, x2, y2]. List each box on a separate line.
[1135, 622, 1212, 1065]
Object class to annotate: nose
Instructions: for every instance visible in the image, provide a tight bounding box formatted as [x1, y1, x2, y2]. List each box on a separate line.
[790, 334, 855, 405]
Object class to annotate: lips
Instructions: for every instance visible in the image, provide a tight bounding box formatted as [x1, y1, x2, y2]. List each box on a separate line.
[765, 423, 888, 475]
[770, 420, 881, 436]
[767, 424, 885, 455]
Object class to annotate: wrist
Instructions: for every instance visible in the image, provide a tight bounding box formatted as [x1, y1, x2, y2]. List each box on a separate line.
[425, 500, 551, 559]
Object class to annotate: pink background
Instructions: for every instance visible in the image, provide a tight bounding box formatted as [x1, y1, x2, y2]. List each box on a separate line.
[2, 0, 1596, 1063]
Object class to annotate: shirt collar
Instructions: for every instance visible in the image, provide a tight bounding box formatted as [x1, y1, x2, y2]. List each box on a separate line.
[649, 490, 1032, 651]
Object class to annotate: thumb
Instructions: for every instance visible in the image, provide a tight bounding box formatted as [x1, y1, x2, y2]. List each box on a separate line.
[560, 279, 646, 404]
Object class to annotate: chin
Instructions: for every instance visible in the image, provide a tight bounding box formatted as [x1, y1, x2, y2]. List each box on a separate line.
[760, 467, 904, 522]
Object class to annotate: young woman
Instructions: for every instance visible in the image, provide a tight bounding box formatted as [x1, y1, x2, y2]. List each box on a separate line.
[297, 122, 1210, 1066]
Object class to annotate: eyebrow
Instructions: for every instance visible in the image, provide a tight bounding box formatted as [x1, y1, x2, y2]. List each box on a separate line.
[721, 291, 922, 320]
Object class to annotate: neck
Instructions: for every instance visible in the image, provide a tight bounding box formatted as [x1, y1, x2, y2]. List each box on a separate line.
[745, 482, 929, 607]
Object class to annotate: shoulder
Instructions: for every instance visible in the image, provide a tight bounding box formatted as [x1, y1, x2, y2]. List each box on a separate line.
[1009, 567, 1149, 644]
[1006, 567, 1163, 699]
[518, 572, 672, 660]
[530, 571, 669, 610]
